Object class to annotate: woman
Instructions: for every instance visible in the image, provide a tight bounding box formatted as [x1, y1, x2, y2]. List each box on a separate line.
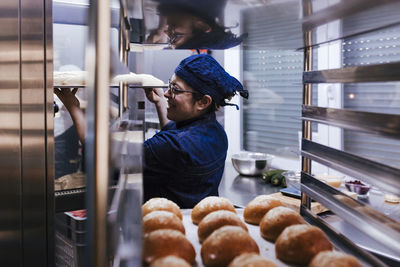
[142, 54, 248, 207]
[55, 54, 248, 208]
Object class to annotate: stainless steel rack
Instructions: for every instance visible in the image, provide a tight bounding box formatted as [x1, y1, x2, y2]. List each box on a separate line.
[300, 0, 400, 266]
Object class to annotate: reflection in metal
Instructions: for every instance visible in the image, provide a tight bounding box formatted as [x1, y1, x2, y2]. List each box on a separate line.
[301, 207, 385, 267]
[301, 172, 400, 258]
[304, 62, 400, 83]
[0, 0, 54, 265]
[142, 0, 245, 49]
[302, 105, 400, 139]
[301, 139, 400, 196]
[0, 0, 22, 264]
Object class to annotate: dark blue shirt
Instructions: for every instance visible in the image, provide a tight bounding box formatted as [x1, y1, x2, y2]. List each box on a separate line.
[143, 112, 228, 208]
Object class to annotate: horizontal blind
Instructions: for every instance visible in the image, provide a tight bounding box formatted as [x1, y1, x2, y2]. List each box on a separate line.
[343, 22, 400, 168]
[242, 3, 305, 155]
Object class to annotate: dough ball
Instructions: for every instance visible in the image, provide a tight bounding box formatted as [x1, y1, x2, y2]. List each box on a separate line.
[142, 198, 182, 220]
[198, 210, 247, 243]
[201, 226, 259, 267]
[260, 206, 305, 242]
[191, 196, 236, 225]
[244, 195, 285, 225]
[275, 224, 332, 265]
[142, 210, 185, 234]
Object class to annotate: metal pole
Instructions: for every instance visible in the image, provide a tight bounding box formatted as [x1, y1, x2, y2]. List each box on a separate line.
[301, 0, 313, 210]
[86, 0, 110, 266]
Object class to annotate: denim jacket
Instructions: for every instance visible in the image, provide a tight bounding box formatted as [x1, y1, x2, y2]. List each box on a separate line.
[143, 112, 228, 208]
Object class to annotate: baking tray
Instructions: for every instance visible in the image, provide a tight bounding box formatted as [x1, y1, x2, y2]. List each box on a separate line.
[181, 208, 291, 267]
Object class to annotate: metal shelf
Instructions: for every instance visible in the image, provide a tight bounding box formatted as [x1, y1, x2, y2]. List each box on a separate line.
[300, 172, 400, 257]
[300, 207, 385, 267]
[301, 139, 400, 196]
[302, 105, 400, 139]
[303, 62, 400, 83]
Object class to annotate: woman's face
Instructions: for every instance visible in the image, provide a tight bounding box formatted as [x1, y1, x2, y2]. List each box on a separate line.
[164, 74, 200, 122]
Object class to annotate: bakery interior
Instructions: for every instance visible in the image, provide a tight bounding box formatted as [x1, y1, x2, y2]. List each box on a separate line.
[1, 0, 400, 266]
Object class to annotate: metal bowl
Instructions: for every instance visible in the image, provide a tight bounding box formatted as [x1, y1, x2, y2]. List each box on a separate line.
[231, 152, 274, 176]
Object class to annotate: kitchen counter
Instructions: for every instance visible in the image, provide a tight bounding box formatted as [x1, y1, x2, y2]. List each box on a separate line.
[218, 162, 282, 208]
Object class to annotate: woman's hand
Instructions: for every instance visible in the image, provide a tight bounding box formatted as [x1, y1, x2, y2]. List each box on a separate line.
[144, 87, 166, 104]
[54, 88, 80, 112]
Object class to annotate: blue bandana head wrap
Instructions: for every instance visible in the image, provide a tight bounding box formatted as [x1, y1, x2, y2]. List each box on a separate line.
[174, 54, 248, 109]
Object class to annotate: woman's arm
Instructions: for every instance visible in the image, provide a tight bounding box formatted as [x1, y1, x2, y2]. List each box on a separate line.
[54, 88, 86, 144]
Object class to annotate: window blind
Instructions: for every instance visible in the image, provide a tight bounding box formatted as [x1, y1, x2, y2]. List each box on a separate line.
[242, 3, 305, 156]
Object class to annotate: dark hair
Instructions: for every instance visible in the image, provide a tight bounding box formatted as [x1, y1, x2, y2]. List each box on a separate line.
[192, 92, 219, 113]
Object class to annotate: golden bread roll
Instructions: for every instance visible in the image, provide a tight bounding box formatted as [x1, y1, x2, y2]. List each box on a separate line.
[142, 210, 185, 234]
[260, 206, 305, 242]
[191, 196, 236, 225]
[198, 210, 247, 243]
[149, 256, 191, 267]
[244, 195, 285, 225]
[142, 198, 182, 220]
[275, 224, 332, 265]
[309, 251, 362, 267]
[201, 226, 259, 267]
[142, 229, 195, 265]
[228, 253, 277, 267]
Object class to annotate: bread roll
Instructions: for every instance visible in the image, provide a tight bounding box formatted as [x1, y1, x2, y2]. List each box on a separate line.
[244, 195, 285, 225]
[142, 210, 185, 234]
[142, 229, 195, 265]
[201, 226, 259, 267]
[149, 256, 191, 267]
[142, 198, 182, 220]
[198, 210, 247, 243]
[228, 253, 277, 267]
[260, 206, 305, 242]
[191, 196, 236, 225]
[275, 225, 332, 265]
[309, 251, 362, 267]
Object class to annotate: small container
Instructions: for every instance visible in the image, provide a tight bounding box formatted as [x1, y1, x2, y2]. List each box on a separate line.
[282, 171, 301, 190]
[314, 174, 343, 188]
[345, 180, 371, 198]
[231, 152, 274, 176]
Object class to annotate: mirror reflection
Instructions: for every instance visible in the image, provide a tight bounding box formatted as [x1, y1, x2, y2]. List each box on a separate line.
[143, 0, 246, 49]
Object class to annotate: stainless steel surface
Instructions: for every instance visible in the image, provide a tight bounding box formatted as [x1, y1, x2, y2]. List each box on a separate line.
[301, 172, 400, 257]
[322, 213, 400, 264]
[219, 162, 281, 207]
[301, 0, 400, 48]
[0, 0, 54, 264]
[302, 0, 398, 32]
[85, 0, 111, 265]
[45, 0, 55, 263]
[0, 0, 22, 264]
[303, 62, 400, 83]
[21, 0, 49, 263]
[301, 208, 386, 267]
[230, 152, 273, 176]
[302, 105, 400, 139]
[301, 27, 313, 209]
[301, 139, 400, 196]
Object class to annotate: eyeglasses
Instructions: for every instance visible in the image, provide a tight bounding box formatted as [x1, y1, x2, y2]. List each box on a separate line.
[167, 79, 200, 96]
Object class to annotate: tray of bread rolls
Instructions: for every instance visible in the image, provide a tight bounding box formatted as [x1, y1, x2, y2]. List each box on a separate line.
[141, 196, 363, 267]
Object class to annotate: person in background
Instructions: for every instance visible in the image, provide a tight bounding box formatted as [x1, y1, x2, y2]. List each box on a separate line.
[143, 54, 248, 207]
[55, 54, 248, 208]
